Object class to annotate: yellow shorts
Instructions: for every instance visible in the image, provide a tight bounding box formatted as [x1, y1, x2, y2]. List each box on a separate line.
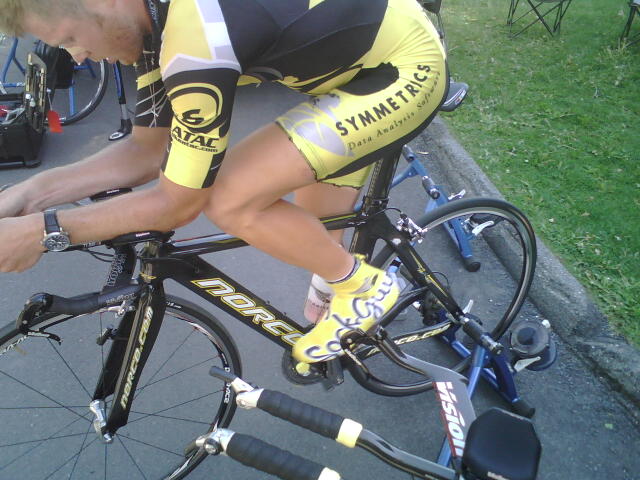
[276, 0, 448, 188]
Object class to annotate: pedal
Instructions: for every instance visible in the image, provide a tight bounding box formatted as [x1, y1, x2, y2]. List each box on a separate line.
[281, 352, 324, 386]
[321, 358, 344, 391]
[509, 319, 557, 372]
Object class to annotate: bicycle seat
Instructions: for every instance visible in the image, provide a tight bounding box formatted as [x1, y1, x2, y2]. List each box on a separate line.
[420, 0, 442, 14]
[440, 80, 468, 112]
[462, 408, 541, 480]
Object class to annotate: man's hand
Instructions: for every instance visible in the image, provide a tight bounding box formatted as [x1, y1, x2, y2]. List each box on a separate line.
[0, 215, 45, 272]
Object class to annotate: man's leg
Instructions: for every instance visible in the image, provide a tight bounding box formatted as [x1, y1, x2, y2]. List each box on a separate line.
[205, 123, 355, 282]
[205, 123, 398, 364]
[294, 182, 360, 245]
[294, 181, 362, 323]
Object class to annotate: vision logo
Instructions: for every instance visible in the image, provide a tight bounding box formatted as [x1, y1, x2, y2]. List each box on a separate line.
[436, 381, 467, 457]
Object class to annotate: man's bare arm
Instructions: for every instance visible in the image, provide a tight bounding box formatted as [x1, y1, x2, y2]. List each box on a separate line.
[0, 126, 169, 217]
[0, 171, 211, 272]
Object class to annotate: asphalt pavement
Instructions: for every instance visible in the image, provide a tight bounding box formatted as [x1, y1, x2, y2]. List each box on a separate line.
[0, 57, 639, 480]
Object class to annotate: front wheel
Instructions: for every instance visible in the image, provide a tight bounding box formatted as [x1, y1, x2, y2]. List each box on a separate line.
[349, 197, 537, 396]
[0, 295, 241, 480]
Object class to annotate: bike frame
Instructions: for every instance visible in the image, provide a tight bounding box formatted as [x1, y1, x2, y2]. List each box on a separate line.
[91, 152, 468, 437]
[0, 37, 25, 89]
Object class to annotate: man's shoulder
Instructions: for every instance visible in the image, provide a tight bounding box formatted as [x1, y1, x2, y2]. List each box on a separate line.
[160, 0, 241, 79]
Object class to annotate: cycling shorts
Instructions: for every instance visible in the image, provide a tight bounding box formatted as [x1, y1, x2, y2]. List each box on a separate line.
[275, 0, 447, 188]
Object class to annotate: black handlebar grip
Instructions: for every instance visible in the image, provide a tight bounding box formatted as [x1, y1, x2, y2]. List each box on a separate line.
[462, 318, 503, 355]
[49, 293, 101, 315]
[258, 390, 346, 442]
[226, 433, 337, 480]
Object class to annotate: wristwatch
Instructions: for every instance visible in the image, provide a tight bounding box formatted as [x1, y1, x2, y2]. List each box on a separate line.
[41, 209, 71, 252]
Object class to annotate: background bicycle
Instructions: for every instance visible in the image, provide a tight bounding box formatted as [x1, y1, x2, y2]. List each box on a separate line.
[0, 35, 132, 137]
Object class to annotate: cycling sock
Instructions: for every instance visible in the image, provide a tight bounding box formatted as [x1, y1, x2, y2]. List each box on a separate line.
[293, 255, 399, 363]
[326, 256, 358, 283]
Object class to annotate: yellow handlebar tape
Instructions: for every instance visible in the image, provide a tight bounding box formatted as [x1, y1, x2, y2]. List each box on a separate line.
[336, 418, 363, 448]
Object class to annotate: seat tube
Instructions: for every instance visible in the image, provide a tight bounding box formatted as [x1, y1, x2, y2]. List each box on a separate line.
[349, 151, 400, 259]
[350, 152, 401, 257]
[361, 153, 400, 214]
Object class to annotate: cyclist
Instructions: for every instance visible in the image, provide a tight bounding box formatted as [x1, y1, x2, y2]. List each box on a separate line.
[0, 0, 447, 364]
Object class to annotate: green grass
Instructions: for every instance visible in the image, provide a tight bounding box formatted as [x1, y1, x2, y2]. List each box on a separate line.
[439, 0, 640, 345]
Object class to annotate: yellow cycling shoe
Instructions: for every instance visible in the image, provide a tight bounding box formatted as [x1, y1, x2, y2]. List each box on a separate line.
[292, 256, 399, 363]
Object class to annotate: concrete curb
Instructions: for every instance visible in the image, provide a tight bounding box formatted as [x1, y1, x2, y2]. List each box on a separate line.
[415, 117, 640, 411]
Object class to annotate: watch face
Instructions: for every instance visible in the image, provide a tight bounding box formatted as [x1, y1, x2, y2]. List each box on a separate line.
[43, 234, 71, 252]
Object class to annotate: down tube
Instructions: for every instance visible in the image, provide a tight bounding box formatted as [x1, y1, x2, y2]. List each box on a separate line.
[174, 256, 307, 350]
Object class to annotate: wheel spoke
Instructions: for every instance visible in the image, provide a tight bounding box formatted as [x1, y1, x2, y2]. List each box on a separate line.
[68, 421, 94, 480]
[118, 433, 183, 457]
[47, 338, 92, 399]
[135, 328, 196, 396]
[0, 369, 90, 422]
[0, 431, 91, 449]
[117, 435, 149, 480]
[0, 411, 92, 470]
[125, 390, 224, 428]
[0, 405, 88, 410]
[135, 357, 218, 396]
[42, 432, 99, 480]
[129, 410, 211, 426]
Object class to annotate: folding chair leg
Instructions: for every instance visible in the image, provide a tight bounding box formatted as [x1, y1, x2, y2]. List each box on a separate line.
[552, 0, 573, 34]
[621, 4, 639, 46]
[507, 0, 521, 26]
[508, 0, 573, 37]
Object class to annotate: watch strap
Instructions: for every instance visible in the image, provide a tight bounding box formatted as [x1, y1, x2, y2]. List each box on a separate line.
[43, 209, 61, 234]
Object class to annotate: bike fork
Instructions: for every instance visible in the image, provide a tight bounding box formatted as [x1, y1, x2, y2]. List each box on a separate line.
[88, 285, 166, 442]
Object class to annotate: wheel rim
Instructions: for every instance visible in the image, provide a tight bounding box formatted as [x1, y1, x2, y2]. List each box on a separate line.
[351, 199, 536, 395]
[0, 305, 238, 479]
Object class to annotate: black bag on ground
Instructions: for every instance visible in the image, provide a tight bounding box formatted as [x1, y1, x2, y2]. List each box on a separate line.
[0, 52, 48, 168]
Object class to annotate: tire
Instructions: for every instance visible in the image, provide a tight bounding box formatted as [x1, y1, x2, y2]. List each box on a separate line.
[49, 59, 109, 125]
[0, 295, 241, 480]
[348, 197, 537, 396]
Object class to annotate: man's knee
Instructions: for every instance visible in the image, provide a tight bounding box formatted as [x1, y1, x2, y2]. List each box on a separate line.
[205, 189, 249, 233]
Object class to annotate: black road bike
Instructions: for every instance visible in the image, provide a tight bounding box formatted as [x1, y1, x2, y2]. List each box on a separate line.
[0, 149, 538, 478]
[0, 2, 545, 477]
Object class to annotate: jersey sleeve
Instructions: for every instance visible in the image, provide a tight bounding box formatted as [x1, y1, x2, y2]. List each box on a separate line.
[161, 69, 239, 188]
[159, 0, 242, 189]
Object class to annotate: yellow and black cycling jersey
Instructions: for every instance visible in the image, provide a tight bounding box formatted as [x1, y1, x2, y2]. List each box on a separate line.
[136, 0, 447, 189]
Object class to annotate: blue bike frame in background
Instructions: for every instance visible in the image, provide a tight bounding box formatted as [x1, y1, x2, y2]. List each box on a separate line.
[0, 37, 25, 89]
[394, 144, 480, 272]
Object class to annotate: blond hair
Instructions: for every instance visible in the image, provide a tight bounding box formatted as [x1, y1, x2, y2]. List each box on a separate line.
[0, 0, 84, 36]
